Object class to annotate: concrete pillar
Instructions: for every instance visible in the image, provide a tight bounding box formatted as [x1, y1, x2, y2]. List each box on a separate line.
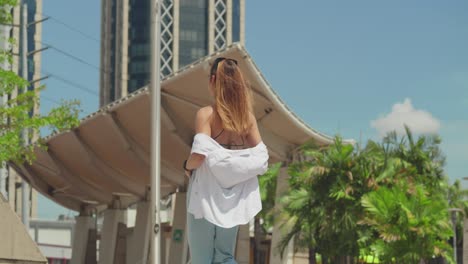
[98, 208, 126, 264]
[99, 0, 112, 106]
[126, 201, 151, 264]
[235, 224, 250, 264]
[7, 167, 15, 209]
[15, 177, 22, 217]
[71, 214, 95, 264]
[0, 166, 6, 198]
[167, 192, 188, 264]
[30, 188, 37, 218]
[172, 0, 180, 71]
[120, 0, 129, 98]
[270, 166, 295, 264]
[239, 0, 245, 46]
[114, 223, 127, 264]
[226, 0, 232, 45]
[208, 0, 215, 54]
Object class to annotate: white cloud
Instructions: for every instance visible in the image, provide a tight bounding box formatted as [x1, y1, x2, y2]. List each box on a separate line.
[371, 98, 441, 137]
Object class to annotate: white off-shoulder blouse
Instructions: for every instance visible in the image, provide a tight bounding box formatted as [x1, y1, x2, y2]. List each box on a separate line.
[187, 133, 269, 228]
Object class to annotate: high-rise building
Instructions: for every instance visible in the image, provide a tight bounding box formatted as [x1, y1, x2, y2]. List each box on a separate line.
[0, 0, 43, 219]
[99, 0, 245, 106]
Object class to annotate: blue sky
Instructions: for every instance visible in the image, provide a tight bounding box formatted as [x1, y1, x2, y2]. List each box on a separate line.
[37, 1, 468, 219]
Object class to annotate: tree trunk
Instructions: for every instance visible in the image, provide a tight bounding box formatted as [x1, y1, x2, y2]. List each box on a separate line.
[308, 247, 317, 264]
[338, 256, 347, 264]
[322, 256, 329, 264]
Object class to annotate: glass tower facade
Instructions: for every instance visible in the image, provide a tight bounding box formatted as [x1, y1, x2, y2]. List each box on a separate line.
[100, 0, 244, 106]
[24, 0, 37, 89]
[128, 0, 151, 93]
[179, 0, 208, 67]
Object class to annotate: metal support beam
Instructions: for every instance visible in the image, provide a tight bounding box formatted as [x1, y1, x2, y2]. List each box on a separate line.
[29, 74, 50, 84]
[150, 0, 163, 262]
[34, 161, 60, 176]
[20, 3, 29, 229]
[108, 113, 150, 166]
[8, 162, 82, 212]
[72, 131, 146, 197]
[161, 162, 186, 187]
[47, 149, 112, 204]
[27, 16, 49, 27]
[17, 164, 36, 186]
[161, 106, 177, 132]
[102, 113, 182, 190]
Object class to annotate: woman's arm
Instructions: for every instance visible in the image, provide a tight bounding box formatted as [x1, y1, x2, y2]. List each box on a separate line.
[184, 107, 212, 176]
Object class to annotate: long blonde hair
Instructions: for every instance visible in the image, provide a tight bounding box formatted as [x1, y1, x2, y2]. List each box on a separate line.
[210, 58, 253, 135]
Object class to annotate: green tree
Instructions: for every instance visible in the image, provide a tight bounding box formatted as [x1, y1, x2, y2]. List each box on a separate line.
[274, 127, 454, 264]
[1, 0, 80, 166]
[277, 137, 365, 264]
[258, 162, 282, 231]
[360, 183, 454, 263]
[360, 128, 455, 263]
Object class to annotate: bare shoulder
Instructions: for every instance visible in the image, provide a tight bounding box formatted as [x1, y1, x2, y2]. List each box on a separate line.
[248, 112, 256, 125]
[195, 106, 214, 134]
[197, 105, 214, 117]
[246, 112, 262, 146]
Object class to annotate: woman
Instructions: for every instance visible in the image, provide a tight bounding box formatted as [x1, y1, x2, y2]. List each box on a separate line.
[183, 57, 269, 264]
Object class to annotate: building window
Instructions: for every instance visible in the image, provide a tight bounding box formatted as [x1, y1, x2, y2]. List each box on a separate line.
[179, 0, 208, 67]
[129, 61, 149, 74]
[130, 43, 150, 57]
[232, 0, 240, 43]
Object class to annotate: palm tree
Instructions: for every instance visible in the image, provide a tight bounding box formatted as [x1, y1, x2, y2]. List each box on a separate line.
[277, 137, 363, 264]
[379, 127, 446, 193]
[271, 127, 454, 263]
[360, 183, 454, 263]
[359, 126, 455, 263]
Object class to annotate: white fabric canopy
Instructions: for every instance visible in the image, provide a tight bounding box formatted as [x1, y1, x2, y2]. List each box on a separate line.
[10, 44, 354, 212]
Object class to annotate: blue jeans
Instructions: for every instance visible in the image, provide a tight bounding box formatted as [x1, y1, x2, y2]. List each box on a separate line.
[187, 174, 239, 264]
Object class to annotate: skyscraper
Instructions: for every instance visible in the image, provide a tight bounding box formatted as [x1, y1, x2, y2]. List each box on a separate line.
[0, 0, 43, 218]
[99, 0, 245, 106]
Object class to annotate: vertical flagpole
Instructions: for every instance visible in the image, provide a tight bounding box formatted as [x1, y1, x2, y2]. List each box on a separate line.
[21, 3, 30, 230]
[150, 0, 162, 263]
